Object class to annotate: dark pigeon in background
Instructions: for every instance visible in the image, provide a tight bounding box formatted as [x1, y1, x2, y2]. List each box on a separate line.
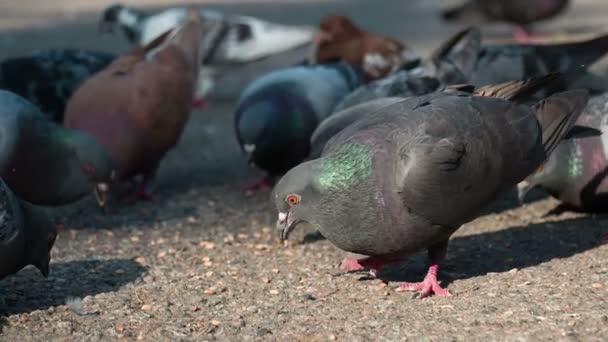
[0, 49, 116, 122]
[274, 75, 589, 297]
[334, 27, 482, 112]
[471, 33, 608, 94]
[0, 177, 57, 280]
[0, 90, 113, 206]
[234, 62, 364, 191]
[441, 0, 570, 42]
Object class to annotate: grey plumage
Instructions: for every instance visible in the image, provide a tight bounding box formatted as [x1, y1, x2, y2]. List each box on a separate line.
[235, 62, 364, 175]
[274, 76, 589, 296]
[334, 27, 482, 112]
[0, 90, 114, 206]
[0, 178, 56, 280]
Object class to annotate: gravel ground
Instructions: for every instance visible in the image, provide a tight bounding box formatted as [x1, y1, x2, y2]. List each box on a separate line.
[1, 0, 608, 341]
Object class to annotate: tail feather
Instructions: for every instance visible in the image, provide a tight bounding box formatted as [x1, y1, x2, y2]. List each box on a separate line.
[552, 32, 608, 69]
[533, 90, 590, 157]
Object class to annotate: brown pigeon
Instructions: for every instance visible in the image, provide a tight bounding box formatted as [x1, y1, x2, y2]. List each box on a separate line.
[313, 14, 417, 80]
[64, 8, 205, 206]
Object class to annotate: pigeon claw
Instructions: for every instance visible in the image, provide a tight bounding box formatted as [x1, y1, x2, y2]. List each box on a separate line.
[238, 176, 273, 195]
[397, 263, 450, 298]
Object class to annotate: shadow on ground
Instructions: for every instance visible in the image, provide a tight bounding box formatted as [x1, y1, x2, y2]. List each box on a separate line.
[343, 216, 604, 284]
[0, 258, 146, 316]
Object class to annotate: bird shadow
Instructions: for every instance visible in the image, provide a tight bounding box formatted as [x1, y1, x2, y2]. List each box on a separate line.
[0, 258, 146, 317]
[358, 216, 605, 285]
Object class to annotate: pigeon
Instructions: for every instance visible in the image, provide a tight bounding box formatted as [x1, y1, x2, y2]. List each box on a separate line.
[471, 32, 608, 93]
[98, 3, 316, 104]
[234, 62, 364, 191]
[441, 0, 571, 42]
[65, 8, 206, 206]
[333, 27, 482, 113]
[0, 90, 113, 206]
[274, 75, 590, 297]
[0, 177, 57, 280]
[0, 49, 116, 122]
[518, 92, 608, 213]
[313, 14, 417, 80]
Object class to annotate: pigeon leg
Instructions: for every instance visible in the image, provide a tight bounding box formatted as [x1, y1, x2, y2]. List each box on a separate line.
[340, 256, 406, 278]
[238, 176, 273, 194]
[512, 25, 545, 43]
[122, 170, 157, 203]
[398, 241, 451, 298]
[602, 233, 608, 245]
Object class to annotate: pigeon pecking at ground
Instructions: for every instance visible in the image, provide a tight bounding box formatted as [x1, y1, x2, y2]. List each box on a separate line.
[312, 14, 418, 81]
[333, 26, 482, 113]
[517, 92, 608, 243]
[0, 177, 57, 280]
[0, 49, 116, 123]
[274, 74, 590, 297]
[0, 90, 113, 207]
[98, 3, 317, 106]
[441, 0, 571, 42]
[234, 61, 364, 193]
[65, 8, 208, 207]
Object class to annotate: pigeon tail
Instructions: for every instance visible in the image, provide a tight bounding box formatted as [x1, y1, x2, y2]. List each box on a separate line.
[533, 89, 590, 157]
[556, 32, 608, 70]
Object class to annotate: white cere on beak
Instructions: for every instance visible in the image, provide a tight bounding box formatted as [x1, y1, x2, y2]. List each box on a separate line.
[244, 144, 256, 153]
[278, 212, 287, 224]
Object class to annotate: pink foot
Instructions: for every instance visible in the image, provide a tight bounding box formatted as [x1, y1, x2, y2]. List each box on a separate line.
[602, 233, 608, 245]
[339, 256, 406, 278]
[191, 97, 207, 110]
[398, 263, 451, 298]
[55, 221, 65, 233]
[512, 26, 546, 43]
[237, 176, 273, 194]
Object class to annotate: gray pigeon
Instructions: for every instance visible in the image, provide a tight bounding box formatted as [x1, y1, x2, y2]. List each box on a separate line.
[518, 92, 608, 213]
[274, 76, 589, 297]
[0, 178, 57, 280]
[0, 49, 116, 123]
[334, 27, 482, 112]
[235, 62, 364, 191]
[0, 90, 114, 206]
[441, 0, 570, 42]
[471, 33, 608, 94]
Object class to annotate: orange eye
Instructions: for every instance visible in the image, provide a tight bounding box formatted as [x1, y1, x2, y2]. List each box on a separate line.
[286, 194, 300, 206]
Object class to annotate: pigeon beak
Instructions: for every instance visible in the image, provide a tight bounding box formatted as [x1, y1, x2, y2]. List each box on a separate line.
[94, 183, 109, 213]
[277, 211, 298, 242]
[243, 144, 256, 167]
[516, 180, 534, 204]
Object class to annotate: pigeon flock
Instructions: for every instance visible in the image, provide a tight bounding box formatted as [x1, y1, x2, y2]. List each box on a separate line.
[1, 1, 607, 300]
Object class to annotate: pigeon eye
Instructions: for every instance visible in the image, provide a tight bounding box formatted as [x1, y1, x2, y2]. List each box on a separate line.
[286, 194, 300, 206]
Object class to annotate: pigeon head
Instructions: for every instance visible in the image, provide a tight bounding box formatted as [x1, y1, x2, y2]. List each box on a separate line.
[274, 143, 375, 241]
[235, 84, 318, 175]
[273, 159, 323, 241]
[314, 15, 363, 63]
[98, 4, 141, 41]
[20, 201, 57, 277]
